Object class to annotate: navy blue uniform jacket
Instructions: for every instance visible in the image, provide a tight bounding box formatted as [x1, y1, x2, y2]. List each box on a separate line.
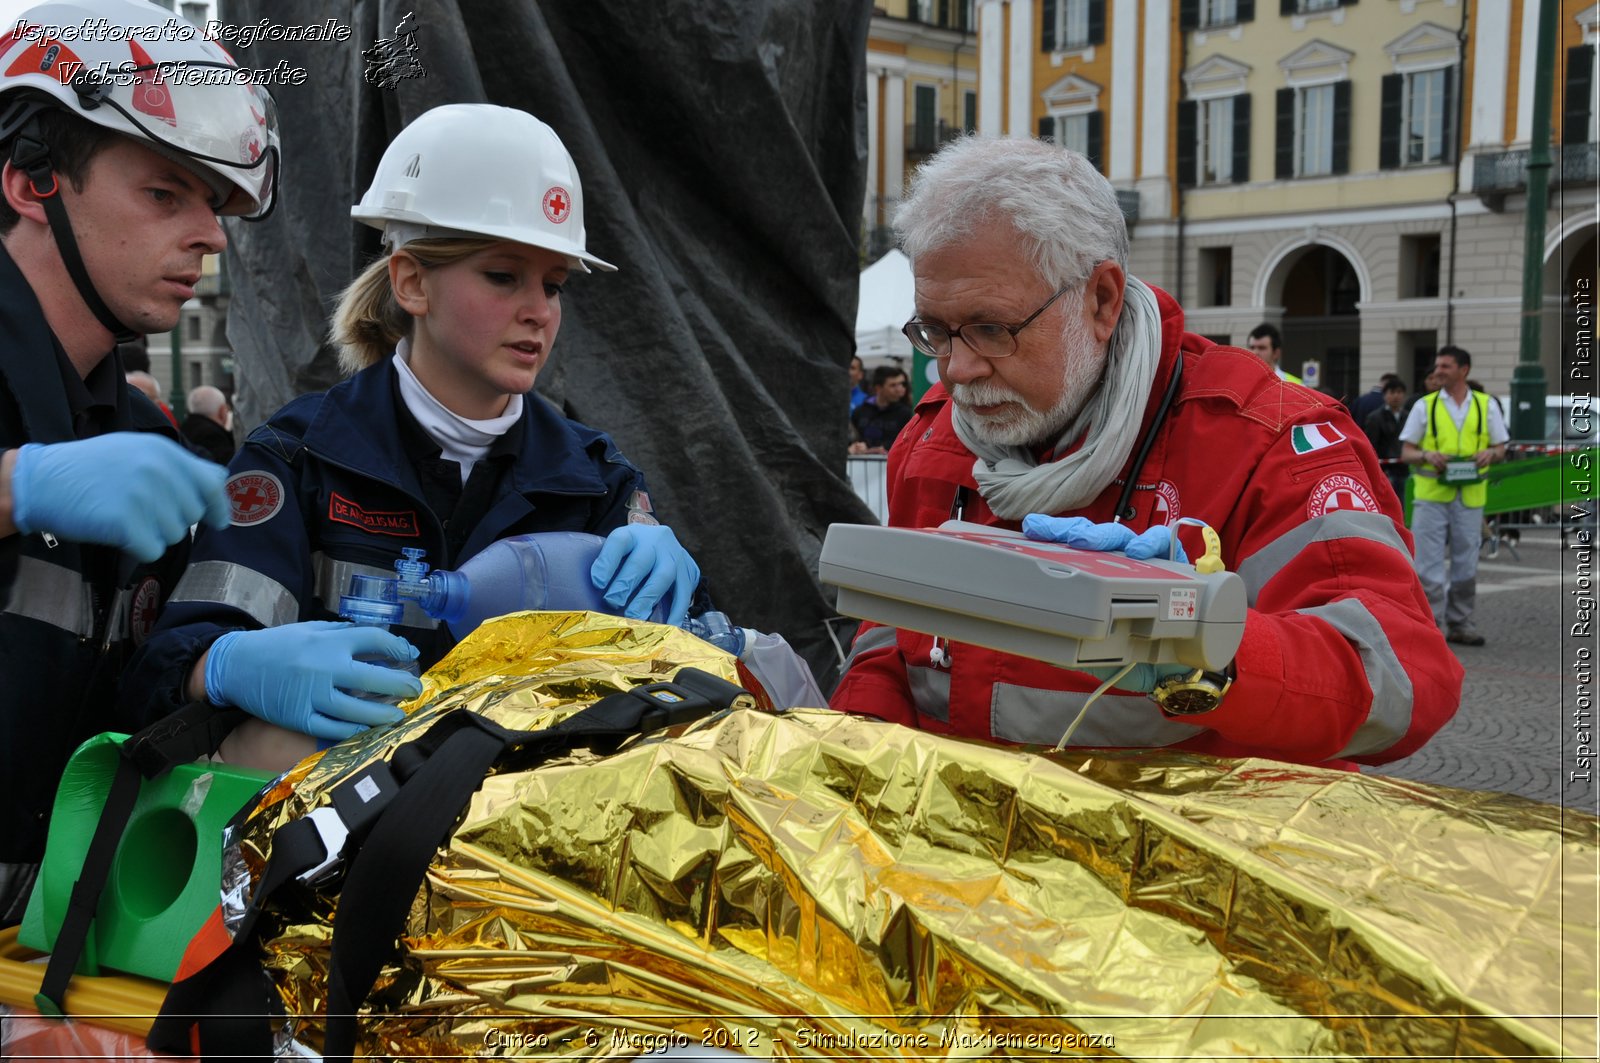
[0, 244, 189, 914]
[120, 354, 654, 726]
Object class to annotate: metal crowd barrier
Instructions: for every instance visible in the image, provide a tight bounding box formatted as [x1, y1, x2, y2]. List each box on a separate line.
[846, 454, 888, 524]
[1377, 442, 1597, 556]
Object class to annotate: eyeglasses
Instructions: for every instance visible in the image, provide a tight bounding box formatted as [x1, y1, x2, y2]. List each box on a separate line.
[901, 284, 1072, 360]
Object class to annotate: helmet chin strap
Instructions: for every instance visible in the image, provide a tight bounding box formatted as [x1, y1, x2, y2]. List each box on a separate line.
[9, 122, 140, 345]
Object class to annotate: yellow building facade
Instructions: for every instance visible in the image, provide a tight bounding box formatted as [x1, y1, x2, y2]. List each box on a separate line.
[876, 0, 1596, 411]
[864, 2, 980, 258]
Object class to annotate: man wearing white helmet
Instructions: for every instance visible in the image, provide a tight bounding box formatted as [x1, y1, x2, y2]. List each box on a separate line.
[124, 104, 704, 758]
[0, 0, 281, 923]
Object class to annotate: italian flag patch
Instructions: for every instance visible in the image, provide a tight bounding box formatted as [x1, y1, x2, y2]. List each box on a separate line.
[1290, 422, 1346, 455]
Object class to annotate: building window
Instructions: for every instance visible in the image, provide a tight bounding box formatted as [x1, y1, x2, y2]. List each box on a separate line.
[1059, 112, 1090, 154]
[1178, 92, 1250, 187]
[913, 0, 975, 29]
[1180, 0, 1254, 31]
[1399, 234, 1441, 299]
[1038, 110, 1105, 172]
[912, 84, 937, 153]
[1295, 84, 1333, 175]
[186, 314, 201, 342]
[1042, 0, 1104, 52]
[1201, 0, 1237, 27]
[1276, 81, 1348, 179]
[963, 90, 977, 134]
[1060, 0, 1090, 49]
[1563, 44, 1596, 145]
[1291, 0, 1342, 13]
[1402, 68, 1447, 164]
[1199, 97, 1234, 184]
[1198, 247, 1233, 307]
[1380, 67, 1455, 169]
[189, 360, 203, 387]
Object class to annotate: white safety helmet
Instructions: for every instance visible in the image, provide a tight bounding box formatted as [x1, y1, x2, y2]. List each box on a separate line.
[352, 103, 615, 273]
[0, 0, 280, 219]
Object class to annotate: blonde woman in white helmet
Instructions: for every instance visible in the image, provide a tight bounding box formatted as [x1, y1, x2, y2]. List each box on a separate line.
[0, 0, 279, 924]
[123, 104, 704, 759]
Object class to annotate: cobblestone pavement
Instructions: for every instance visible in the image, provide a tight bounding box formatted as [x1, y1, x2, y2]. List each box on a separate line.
[1375, 529, 1595, 811]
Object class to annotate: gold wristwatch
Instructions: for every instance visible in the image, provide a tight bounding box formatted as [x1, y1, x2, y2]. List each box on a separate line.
[1149, 666, 1234, 716]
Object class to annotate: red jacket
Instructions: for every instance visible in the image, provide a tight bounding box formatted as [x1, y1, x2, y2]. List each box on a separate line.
[830, 289, 1461, 767]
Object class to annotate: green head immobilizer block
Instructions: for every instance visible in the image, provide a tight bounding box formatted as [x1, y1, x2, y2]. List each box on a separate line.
[19, 732, 275, 982]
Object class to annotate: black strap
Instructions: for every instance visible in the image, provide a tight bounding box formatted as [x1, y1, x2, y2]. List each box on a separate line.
[32, 757, 139, 1016]
[320, 687, 728, 1060]
[34, 701, 249, 1016]
[1114, 349, 1184, 522]
[319, 724, 505, 1061]
[156, 670, 745, 1062]
[9, 124, 138, 344]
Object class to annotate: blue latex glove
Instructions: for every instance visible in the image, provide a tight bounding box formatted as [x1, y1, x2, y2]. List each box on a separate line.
[1021, 514, 1188, 562]
[1023, 515, 1192, 693]
[203, 621, 423, 742]
[590, 523, 701, 625]
[10, 434, 229, 562]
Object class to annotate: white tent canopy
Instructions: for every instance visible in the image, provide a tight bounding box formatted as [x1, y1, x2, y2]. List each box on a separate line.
[854, 248, 915, 363]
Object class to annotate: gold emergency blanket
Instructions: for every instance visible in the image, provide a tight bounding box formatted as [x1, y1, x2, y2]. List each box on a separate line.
[239, 612, 1598, 1060]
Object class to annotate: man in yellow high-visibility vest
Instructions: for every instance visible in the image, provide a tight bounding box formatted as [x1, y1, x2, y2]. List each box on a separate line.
[1399, 346, 1508, 646]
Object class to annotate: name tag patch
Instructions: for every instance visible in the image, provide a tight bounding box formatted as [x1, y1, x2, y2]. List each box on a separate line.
[328, 492, 421, 537]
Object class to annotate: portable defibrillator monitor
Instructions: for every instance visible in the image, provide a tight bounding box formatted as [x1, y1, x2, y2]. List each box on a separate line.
[820, 521, 1246, 671]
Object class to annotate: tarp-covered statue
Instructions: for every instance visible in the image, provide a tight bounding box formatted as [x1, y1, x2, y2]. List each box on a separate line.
[218, 0, 877, 684]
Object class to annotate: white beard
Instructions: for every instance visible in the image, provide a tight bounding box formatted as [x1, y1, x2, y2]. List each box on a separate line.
[949, 309, 1105, 448]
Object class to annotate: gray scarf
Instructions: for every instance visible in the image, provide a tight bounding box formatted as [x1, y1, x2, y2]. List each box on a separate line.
[950, 277, 1163, 520]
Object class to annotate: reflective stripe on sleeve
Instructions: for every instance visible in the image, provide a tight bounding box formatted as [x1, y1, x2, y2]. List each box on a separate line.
[4, 556, 94, 636]
[1236, 510, 1412, 603]
[1296, 598, 1415, 758]
[312, 553, 438, 630]
[841, 622, 898, 673]
[168, 559, 299, 629]
[907, 664, 951, 722]
[990, 682, 1204, 747]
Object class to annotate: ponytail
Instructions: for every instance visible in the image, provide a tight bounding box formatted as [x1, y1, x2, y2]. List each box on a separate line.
[328, 237, 500, 375]
[329, 256, 407, 374]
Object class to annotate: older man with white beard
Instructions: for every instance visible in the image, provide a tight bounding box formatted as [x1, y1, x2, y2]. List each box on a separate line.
[829, 137, 1461, 769]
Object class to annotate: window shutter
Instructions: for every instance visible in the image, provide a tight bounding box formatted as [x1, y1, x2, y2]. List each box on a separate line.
[1275, 87, 1295, 178]
[1440, 65, 1457, 162]
[1231, 93, 1252, 183]
[1039, 115, 1057, 143]
[1564, 45, 1595, 144]
[1087, 0, 1106, 45]
[1177, 100, 1198, 187]
[1237, 0, 1255, 23]
[1179, 0, 1199, 31]
[1280, 0, 1296, 16]
[1332, 80, 1352, 174]
[1379, 72, 1402, 169]
[1042, 0, 1057, 51]
[1086, 110, 1105, 171]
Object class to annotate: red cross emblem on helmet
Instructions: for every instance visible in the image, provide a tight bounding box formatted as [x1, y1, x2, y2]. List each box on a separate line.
[542, 186, 571, 224]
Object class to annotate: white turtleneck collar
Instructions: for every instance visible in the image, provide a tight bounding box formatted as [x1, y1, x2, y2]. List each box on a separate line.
[392, 338, 524, 483]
